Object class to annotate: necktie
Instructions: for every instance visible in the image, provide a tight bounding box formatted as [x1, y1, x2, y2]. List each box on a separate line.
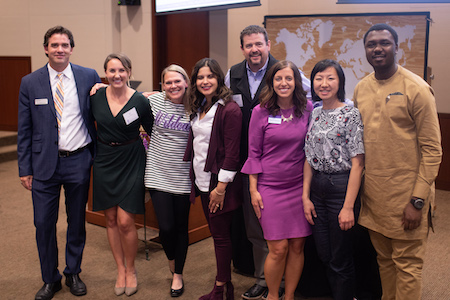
[54, 73, 64, 132]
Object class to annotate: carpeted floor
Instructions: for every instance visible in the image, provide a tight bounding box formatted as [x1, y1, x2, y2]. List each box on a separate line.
[1, 159, 449, 299]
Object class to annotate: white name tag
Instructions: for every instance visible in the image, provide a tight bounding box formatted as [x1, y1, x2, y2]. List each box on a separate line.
[268, 115, 281, 124]
[35, 98, 48, 105]
[123, 107, 139, 125]
[232, 94, 243, 107]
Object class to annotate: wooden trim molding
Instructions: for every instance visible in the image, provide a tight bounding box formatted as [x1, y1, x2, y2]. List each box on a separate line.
[436, 113, 450, 190]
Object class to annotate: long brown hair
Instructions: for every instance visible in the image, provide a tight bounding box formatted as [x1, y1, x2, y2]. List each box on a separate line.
[259, 60, 307, 118]
[187, 58, 233, 116]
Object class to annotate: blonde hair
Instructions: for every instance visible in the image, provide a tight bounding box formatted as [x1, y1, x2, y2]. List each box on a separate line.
[161, 64, 191, 110]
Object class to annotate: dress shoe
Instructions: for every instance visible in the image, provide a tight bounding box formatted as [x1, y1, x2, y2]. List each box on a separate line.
[261, 287, 285, 300]
[241, 284, 267, 300]
[35, 281, 62, 300]
[65, 273, 87, 296]
[170, 280, 184, 297]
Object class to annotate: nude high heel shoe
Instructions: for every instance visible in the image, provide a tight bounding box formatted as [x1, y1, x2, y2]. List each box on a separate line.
[125, 272, 137, 296]
[114, 286, 125, 296]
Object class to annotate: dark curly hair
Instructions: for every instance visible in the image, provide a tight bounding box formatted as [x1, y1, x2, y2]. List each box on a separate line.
[259, 60, 307, 118]
[187, 58, 233, 116]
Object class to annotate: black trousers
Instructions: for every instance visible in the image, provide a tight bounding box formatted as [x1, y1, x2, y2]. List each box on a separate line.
[310, 171, 359, 300]
[149, 189, 191, 274]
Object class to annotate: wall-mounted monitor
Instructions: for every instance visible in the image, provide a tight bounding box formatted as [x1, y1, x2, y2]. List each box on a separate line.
[155, 0, 260, 14]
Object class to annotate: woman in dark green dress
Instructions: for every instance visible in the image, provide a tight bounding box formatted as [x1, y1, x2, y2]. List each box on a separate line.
[91, 53, 153, 297]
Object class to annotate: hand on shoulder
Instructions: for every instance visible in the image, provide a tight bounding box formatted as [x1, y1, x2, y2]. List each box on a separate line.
[90, 83, 108, 96]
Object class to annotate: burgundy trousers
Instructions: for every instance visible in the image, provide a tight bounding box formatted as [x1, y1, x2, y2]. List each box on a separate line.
[199, 191, 234, 282]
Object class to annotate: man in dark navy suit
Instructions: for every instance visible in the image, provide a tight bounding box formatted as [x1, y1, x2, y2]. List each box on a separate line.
[17, 26, 100, 300]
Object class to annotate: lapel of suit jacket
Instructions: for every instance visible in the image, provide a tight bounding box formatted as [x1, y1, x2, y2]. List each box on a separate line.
[39, 65, 57, 119]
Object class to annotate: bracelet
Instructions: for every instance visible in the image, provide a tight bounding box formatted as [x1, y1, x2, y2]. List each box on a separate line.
[214, 188, 225, 196]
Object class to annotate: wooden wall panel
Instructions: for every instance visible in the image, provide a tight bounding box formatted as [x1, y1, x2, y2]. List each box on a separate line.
[152, 7, 209, 89]
[0, 57, 31, 131]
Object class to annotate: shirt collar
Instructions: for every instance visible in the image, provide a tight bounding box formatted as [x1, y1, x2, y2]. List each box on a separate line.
[200, 98, 225, 107]
[245, 58, 269, 76]
[47, 63, 73, 80]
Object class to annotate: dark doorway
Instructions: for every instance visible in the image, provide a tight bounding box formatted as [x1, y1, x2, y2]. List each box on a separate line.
[152, 3, 209, 90]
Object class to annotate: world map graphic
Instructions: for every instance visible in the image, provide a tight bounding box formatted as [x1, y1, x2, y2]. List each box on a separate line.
[266, 14, 428, 98]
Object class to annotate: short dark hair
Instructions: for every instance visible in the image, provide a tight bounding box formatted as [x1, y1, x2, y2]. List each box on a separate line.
[43, 26, 75, 48]
[259, 60, 308, 118]
[363, 23, 398, 45]
[187, 58, 233, 115]
[310, 59, 346, 102]
[240, 25, 269, 47]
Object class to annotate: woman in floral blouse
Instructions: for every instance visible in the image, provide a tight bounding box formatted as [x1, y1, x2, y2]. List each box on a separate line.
[302, 59, 365, 300]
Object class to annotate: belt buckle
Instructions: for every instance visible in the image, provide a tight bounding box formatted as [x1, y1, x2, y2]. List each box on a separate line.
[59, 150, 69, 158]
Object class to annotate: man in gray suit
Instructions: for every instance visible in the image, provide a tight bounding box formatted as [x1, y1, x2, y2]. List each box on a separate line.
[17, 26, 100, 300]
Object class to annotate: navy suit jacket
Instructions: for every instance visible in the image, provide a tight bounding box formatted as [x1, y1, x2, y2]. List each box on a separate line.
[17, 63, 101, 181]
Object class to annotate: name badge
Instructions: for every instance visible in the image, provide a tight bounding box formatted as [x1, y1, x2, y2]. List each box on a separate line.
[232, 94, 243, 107]
[35, 98, 48, 105]
[268, 115, 281, 124]
[123, 107, 139, 125]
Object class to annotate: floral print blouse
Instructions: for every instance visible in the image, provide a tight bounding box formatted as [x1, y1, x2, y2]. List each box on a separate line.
[305, 105, 364, 173]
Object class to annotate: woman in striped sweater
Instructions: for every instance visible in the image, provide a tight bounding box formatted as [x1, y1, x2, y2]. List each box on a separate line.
[144, 64, 192, 298]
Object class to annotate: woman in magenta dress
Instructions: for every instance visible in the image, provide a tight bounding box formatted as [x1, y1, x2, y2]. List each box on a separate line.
[241, 60, 312, 300]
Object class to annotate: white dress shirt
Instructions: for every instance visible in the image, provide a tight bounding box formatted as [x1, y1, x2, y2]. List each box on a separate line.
[48, 64, 91, 151]
[191, 100, 237, 192]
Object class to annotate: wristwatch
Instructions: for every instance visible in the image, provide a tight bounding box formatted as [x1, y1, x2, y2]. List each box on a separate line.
[410, 198, 425, 210]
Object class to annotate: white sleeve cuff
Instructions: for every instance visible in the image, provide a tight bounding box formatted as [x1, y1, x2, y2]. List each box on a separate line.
[218, 169, 237, 183]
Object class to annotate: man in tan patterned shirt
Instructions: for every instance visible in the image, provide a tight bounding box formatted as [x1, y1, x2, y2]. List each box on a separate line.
[353, 23, 442, 300]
